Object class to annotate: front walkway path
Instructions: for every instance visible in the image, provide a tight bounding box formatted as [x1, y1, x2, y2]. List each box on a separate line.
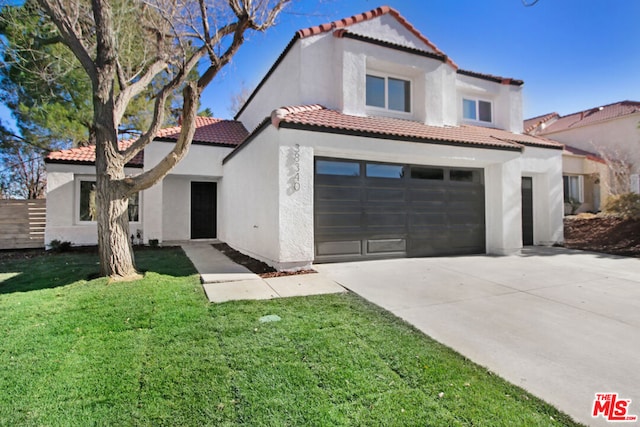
[181, 242, 345, 303]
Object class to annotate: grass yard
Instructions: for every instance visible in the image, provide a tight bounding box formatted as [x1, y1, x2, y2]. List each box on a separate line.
[0, 248, 583, 426]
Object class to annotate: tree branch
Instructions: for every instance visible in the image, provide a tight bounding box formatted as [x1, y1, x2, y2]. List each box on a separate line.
[120, 48, 206, 164]
[36, 0, 97, 87]
[123, 82, 199, 193]
[113, 59, 168, 122]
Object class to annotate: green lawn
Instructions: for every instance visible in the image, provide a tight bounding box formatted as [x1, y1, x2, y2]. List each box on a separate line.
[0, 248, 583, 426]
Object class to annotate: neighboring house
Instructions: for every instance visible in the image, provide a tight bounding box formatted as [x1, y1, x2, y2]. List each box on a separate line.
[45, 6, 564, 270]
[525, 101, 640, 213]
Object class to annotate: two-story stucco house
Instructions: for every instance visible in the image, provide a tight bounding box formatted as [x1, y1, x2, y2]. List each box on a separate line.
[525, 101, 640, 214]
[45, 6, 564, 270]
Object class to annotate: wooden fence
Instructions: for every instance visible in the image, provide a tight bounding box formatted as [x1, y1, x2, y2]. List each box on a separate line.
[0, 199, 46, 250]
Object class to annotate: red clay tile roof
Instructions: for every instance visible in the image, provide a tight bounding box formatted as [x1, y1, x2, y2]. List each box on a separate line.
[297, 5, 459, 69]
[46, 117, 247, 166]
[46, 140, 143, 167]
[523, 112, 559, 134]
[271, 105, 562, 151]
[563, 145, 606, 164]
[533, 101, 640, 135]
[156, 116, 248, 146]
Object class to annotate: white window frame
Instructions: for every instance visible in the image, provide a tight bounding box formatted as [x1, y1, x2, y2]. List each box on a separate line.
[462, 97, 494, 124]
[365, 71, 412, 117]
[75, 176, 142, 225]
[563, 175, 584, 203]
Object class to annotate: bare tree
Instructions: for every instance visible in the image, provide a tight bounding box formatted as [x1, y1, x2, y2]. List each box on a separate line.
[592, 145, 634, 197]
[228, 81, 254, 116]
[0, 125, 48, 199]
[35, 0, 291, 279]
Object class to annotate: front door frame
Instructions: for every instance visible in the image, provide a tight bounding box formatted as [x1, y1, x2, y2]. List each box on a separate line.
[190, 181, 217, 239]
[521, 176, 534, 246]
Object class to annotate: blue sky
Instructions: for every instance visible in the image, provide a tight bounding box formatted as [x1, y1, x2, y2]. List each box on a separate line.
[200, 0, 640, 121]
[1, 0, 639, 128]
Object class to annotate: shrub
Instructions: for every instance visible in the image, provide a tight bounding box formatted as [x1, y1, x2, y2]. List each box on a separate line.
[602, 193, 640, 219]
[148, 239, 159, 248]
[49, 239, 72, 252]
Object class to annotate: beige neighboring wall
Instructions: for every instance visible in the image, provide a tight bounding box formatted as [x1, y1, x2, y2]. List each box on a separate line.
[562, 152, 609, 213]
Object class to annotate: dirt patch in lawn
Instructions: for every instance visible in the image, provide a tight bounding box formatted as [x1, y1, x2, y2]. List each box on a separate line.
[563, 215, 640, 258]
[212, 243, 316, 278]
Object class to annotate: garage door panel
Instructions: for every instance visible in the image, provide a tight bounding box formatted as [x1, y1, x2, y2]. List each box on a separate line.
[315, 213, 362, 229]
[316, 186, 362, 202]
[448, 188, 483, 201]
[447, 212, 484, 225]
[408, 212, 447, 226]
[409, 188, 447, 202]
[365, 188, 406, 202]
[367, 238, 406, 254]
[366, 212, 406, 228]
[315, 158, 485, 261]
[316, 240, 362, 256]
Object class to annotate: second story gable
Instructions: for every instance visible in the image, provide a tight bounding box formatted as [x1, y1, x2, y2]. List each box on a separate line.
[236, 6, 524, 134]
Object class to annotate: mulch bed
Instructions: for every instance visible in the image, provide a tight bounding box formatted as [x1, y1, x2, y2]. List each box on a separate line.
[212, 243, 316, 278]
[563, 215, 640, 258]
[0, 245, 174, 262]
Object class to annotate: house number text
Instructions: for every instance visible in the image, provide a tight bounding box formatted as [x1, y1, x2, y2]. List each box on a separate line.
[290, 144, 301, 192]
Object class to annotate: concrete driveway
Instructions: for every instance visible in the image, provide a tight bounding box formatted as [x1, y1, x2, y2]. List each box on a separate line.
[315, 247, 640, 427]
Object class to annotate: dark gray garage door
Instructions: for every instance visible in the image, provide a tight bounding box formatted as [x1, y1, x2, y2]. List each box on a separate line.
[314, 158, 485, 262]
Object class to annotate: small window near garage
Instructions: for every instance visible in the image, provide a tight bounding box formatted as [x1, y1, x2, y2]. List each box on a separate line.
[563, 175, 584, 203]
[366, 163, 404, 178]
[78, 180, 140, 222]
[450, 169, 475, 183]
[462, 98, 492, 123]
[316, 160, 360, 176]
[410, 167, 444, 180]
[366, 73, 411, 113]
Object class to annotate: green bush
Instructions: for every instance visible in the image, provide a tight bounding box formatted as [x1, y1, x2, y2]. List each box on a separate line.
[49, 239, 72, 252]
[602, 193, 640, 219]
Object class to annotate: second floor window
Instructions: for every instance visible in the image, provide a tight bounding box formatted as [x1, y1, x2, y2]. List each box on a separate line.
[366, 74, 411, 113]
[463, 98, 492, 123]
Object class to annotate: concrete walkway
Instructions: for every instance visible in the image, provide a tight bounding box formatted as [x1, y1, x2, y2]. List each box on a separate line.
[181, 242, 345, 303]
[315, 247, 640, 427]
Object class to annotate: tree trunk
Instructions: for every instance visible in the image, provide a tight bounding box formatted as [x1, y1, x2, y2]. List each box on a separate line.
[94, 126, 139, 279]
[96, 176, 137, 279]
[89, 0, 140, 280]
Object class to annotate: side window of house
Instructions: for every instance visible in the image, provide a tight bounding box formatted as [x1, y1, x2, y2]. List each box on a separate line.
[563, 175, 584, 203]
[463, 98, 492, 123]
[79, 180, 140, 222]
[366, 74, 411, 113]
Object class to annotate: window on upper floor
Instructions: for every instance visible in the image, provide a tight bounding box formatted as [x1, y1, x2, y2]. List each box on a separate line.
[462, 98, 492, 123]
[366, 73, 411, 113]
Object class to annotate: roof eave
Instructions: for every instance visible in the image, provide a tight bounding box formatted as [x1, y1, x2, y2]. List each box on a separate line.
[278, 121, 523, 152]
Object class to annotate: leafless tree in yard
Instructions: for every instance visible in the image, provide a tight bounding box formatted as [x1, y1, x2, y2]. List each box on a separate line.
[593, 145, 633, 196]
[35, 0, 291, 279]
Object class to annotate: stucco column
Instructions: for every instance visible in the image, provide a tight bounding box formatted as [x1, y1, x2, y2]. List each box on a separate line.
[277, 144, 314, 269]
[142, 180, 163, 243]
[485, 159, 522, 255]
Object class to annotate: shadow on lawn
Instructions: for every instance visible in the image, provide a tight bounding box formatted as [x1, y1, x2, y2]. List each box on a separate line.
[0, 246, 195, 294]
